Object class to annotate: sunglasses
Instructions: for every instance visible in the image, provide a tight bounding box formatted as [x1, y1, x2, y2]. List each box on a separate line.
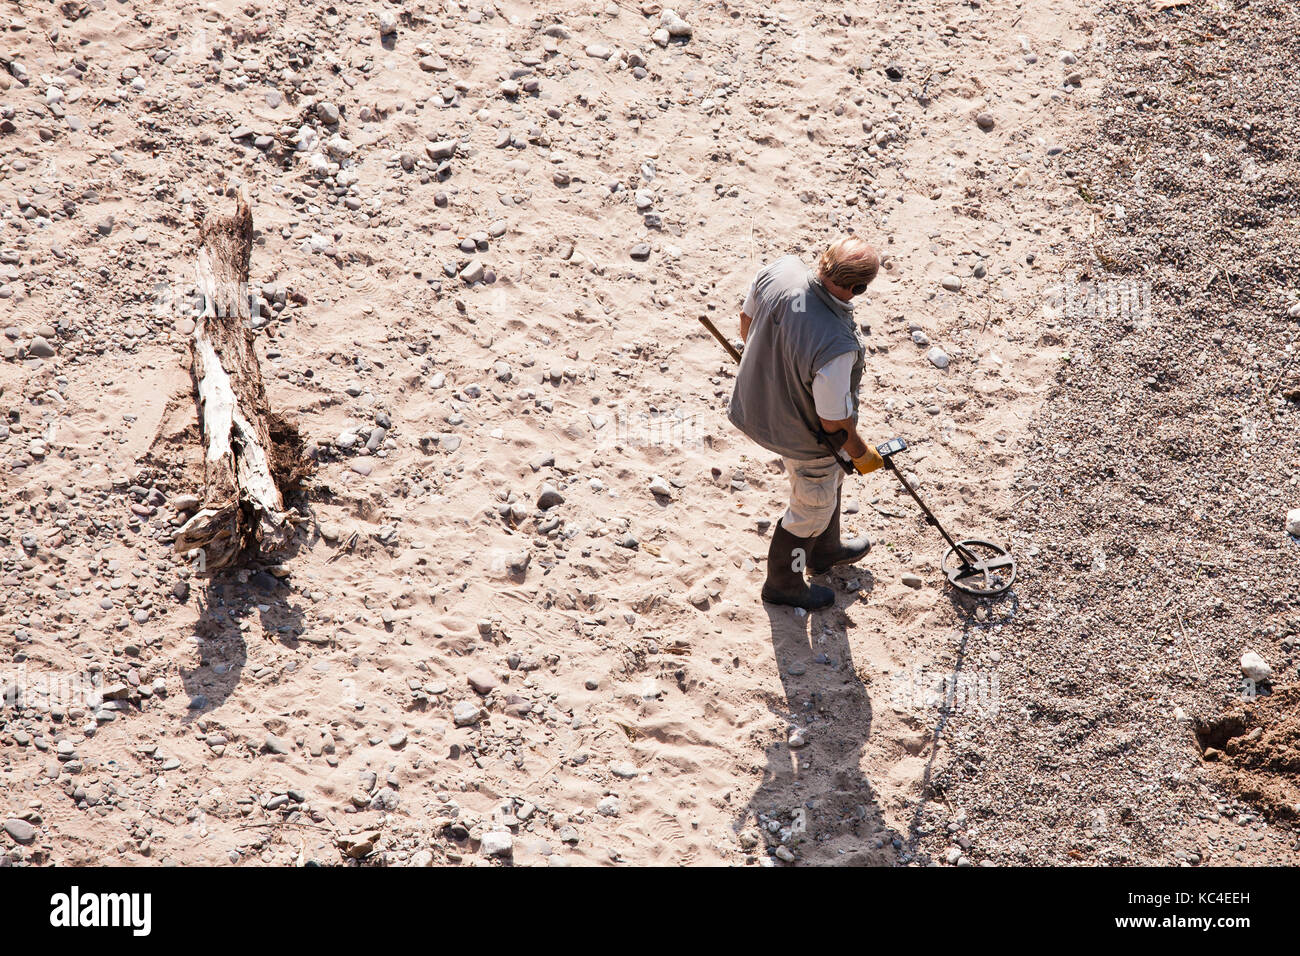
[851, 281, 871, 296]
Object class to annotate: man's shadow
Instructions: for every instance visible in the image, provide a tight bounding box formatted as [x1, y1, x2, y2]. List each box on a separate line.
[738, 570, 903, 865]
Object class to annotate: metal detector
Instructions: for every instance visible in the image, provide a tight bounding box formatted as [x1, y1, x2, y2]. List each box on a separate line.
[875, 438, 1016, 597]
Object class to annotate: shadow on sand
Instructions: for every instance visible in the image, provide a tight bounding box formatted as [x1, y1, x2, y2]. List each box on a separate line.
[179, 554, 308, 718]
[738, 569, 903, 865]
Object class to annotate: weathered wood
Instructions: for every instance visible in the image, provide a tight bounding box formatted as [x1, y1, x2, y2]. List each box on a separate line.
[174, 189, 300, 572]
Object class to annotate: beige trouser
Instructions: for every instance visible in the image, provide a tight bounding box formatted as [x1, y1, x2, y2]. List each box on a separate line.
[780, 456, 844, 538]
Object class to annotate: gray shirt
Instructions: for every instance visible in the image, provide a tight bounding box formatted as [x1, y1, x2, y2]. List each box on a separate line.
[728, 256, 865, 460]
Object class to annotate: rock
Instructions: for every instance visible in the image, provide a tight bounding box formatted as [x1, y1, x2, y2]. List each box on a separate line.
[325, 135, 355, 159]
[630, 242, 651, 261]
[316, 101, 340, 124]
[4, 819, 35, 844]
[940, 275, 963, 292]
[336, 830, 379, 860]
[426, 139, 458, 161]
[661, 9, 693, 38]
[1287, 508, 1300, 537]
[480, 831, 513, 857]
[648, 475, 673, 499]
[927, 347, 951, 369]
[262, 734, 291, 755]
[378, 11, 398, 35]
[788, 727, 807, 749]
[597, 795, 620, 817]
[901, 573, 924, 589]
[585, 44, 612, 60]
[538, 483, 564, 509]
[467, 669, 498, 695]
[976, 112, 996, 130]
[459, 259, 484, 284]
[452, 701, 481, 727]
[27, 336, 55, 358]
[1240, 652, 1272, 683]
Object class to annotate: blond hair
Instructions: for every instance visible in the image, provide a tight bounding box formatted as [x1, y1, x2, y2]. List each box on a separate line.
[818, 236, 880, 291]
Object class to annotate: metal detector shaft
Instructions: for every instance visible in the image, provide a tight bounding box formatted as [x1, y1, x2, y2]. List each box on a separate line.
[698, 314, 854, 474]
[882, 458, 974, 566]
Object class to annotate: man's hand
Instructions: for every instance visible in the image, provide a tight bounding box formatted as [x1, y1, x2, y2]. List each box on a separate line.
[851, 446, 884, 474]
[739, 310, 753, 344]
[818, 416, 883, 474]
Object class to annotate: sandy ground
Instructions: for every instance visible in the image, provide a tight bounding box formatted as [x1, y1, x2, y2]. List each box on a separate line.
[1, 0, 1292, 866]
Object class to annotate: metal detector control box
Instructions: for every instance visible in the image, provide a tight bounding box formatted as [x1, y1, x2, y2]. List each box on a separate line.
[876, 437, 908, 459]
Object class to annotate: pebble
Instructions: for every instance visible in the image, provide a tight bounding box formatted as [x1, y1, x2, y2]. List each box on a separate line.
[1240, 652, 1272, 683]
[426, 139, 458, 161]
[452, 701, 481, 727]
[661, 9, 693, 38]
[976, 112, 996, 131]
[480, 831, 513, 857]
[940, 275, 963, 292]
[1286, 508, 1300, 537]
[28, 336, 56, 358]
[4, 819, 35, 845]
[467, 668, 498, 694]
[538, 483, 565, 509]
[648, 475, 673, 499]
[927, 347, 951, 370]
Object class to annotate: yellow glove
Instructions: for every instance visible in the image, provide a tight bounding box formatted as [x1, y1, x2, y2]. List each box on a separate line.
[852, 446, 884, 475]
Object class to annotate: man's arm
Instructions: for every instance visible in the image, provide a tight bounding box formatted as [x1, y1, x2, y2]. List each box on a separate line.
[818, 416, 868, 460]
[813, 351, 883, 473]
[739, 310, 753, 343]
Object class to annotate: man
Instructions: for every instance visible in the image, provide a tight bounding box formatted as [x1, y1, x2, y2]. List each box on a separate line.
[729, 236, 884, 610]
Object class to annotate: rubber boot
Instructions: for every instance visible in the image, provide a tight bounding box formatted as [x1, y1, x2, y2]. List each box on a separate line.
[809, 488, 871, 574]
[762, 522, 835, 610]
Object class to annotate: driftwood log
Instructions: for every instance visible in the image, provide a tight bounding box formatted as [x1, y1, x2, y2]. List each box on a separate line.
[174, 189, 309, 573]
